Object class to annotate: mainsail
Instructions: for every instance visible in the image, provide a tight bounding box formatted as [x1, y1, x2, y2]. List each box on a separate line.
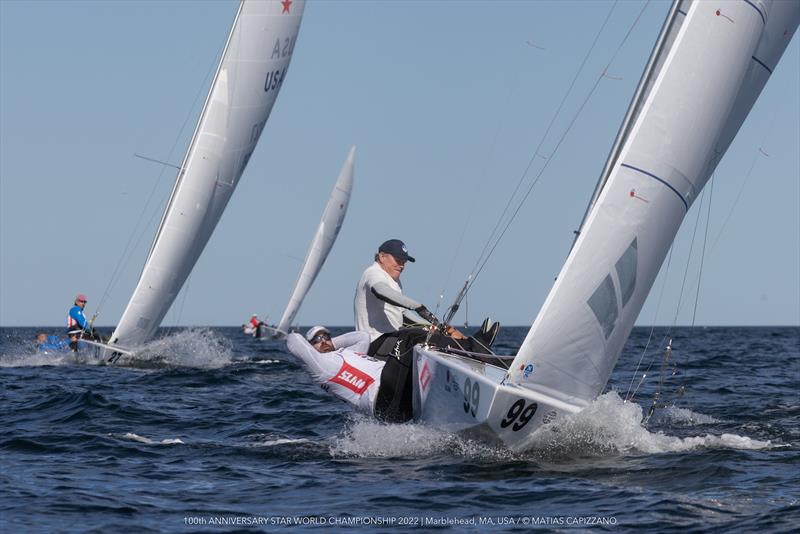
[508, 0, 799, 408]
[110, 0, 305, 347]
[274, 147, 356, 336]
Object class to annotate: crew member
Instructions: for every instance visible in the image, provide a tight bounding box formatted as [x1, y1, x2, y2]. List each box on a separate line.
[36, 333, 68, 353]
[353, 239, 499, 354]
[353, 239, 435, 342]
[67, 294, 90, 352]
[286, 326, 386, 416]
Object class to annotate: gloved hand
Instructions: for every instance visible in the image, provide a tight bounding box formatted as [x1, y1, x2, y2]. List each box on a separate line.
[415, 305, 439, 326]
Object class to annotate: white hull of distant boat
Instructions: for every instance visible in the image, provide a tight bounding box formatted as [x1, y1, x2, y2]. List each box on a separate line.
[412, 0, 798, 449]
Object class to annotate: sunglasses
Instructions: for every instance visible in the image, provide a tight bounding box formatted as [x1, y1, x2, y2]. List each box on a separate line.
[78, 300, 87, 304]
[310, 333, 331, 344]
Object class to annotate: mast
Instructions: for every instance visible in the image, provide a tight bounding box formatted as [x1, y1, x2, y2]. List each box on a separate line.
[145, 2, 245, 266]
[110, 0, 306, 347]
[572, 0, 686, 246]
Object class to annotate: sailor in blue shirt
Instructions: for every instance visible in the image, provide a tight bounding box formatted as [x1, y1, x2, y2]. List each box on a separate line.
[67, 294, 90, 351]
[36, 333, 69, 353]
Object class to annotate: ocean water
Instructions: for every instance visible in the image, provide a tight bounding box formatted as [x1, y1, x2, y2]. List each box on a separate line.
[1, 326, 797, 532]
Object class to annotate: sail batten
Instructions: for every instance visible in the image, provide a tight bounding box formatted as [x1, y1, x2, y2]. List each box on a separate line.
[110, 0, 305, 347]
[509, 0, 799, 404]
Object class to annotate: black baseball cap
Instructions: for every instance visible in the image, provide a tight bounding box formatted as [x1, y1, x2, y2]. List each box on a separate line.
[378, 239, 415, 262]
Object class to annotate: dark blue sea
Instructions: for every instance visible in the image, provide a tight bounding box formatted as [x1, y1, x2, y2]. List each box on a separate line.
[1, 326, 797, 532]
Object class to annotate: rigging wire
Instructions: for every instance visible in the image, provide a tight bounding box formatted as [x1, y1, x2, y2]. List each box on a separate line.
[709, 100, 781, 253]
[94, 36, 226, 321]
[690, 175, 715, 330]
[446, 0, 652, 318]
[669, 187, 707, 329]
[629, 100, 788, 411]
[469, 0, 621, 277]
[633, 177, 717, 416]
[625, 245, 674, 402]
[434, 56, 530, 322]
[638, 77, 798, 414]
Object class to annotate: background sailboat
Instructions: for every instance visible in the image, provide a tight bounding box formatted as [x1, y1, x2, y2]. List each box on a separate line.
[108, 0, 305, 350]
[270, 146, 356, 338]
[413, 0, 799, 449]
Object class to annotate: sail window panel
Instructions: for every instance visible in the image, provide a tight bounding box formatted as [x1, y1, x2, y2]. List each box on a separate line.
[615, 238, 638, 308]
[588, 275, 619, 339]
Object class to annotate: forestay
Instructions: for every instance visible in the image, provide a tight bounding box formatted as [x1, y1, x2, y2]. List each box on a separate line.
[110, 0, 305, 347]
[274, 147, 356, 336]
[508, 0, 799, 409]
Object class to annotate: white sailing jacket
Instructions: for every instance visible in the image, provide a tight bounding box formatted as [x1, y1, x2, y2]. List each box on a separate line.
[286, 331, 384, 414]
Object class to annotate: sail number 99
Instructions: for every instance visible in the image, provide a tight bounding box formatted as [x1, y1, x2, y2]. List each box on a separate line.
[462, 378, 479, 418]
[500, 399, 538, 431]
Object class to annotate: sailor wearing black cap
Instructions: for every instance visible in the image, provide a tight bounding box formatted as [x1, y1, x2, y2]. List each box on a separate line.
[353, 239, 438, 343]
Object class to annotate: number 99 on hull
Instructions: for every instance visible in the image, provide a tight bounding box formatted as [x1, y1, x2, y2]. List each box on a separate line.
[412, 345, 582, 451]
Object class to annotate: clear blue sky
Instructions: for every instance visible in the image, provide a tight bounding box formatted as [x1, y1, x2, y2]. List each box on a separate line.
[1, 0, 798, 328]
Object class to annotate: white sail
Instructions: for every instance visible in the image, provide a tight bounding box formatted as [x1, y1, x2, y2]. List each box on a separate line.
[507, 0, 799, 409]
[274, 147, 356, 336]
[110, 0, 305, 347]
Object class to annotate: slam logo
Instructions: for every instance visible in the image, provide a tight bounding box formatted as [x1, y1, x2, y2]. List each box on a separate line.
[329, 363, 374, 395]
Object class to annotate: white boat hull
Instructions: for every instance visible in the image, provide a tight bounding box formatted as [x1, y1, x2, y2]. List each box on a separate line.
[412, 345, 583, 450]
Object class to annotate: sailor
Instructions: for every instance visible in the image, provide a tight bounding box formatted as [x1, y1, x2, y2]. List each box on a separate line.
[353, 239, 499, 353]
[247, 313, 265, 338]
[36, 333, 69, 353]
[286, 326, 387, 417]
[354, 239, 437, 340]
[66, 294, 90, 352]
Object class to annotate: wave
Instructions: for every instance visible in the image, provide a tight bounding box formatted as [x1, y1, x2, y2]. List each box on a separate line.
[248, 435, 312, 447]
[522, 392, 771, 457]
[119, 432, 184, 445]
[0, 328, 235, 369]
[0, 350, 104, 368]
[329, 393, 771, 460]
[657, 405, 722, 425]
[111, 328, 233, 369]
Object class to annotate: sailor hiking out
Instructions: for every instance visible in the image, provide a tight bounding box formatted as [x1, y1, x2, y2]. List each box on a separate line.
[286, 327, 385, 416]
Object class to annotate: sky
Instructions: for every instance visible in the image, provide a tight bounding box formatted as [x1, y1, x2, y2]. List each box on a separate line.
[1, 0, 798, 328]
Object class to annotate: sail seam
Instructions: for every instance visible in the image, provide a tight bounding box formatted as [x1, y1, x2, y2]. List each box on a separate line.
[620, 163, 688, 211]
[751, 56, 772, 74]
[742, 0, 766, 27]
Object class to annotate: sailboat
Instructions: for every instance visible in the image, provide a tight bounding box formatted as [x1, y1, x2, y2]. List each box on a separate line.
[104, 0, 305, 353]
[412, 0, 799, 449]
[269, 146, 356, 339]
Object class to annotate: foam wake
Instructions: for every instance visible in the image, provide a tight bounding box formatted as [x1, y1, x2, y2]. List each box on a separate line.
[113, 328, 233, 369]
[521, 392, 771, 456]
[329, 393, 771, 460]
[120, 432, 184, 445]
